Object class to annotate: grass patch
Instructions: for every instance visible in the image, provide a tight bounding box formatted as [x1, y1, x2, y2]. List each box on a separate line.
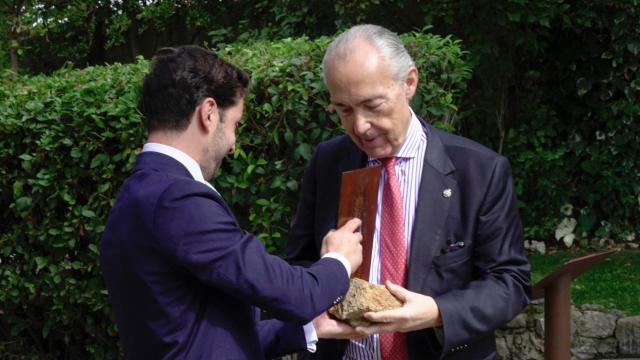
[528, 249, 640, 315]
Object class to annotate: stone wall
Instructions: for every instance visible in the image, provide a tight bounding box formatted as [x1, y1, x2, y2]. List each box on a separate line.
[496, 301, 640, 360]
[282, 301, 639, 360]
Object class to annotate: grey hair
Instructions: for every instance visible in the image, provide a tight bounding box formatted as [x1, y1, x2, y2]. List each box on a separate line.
[322, 24, 415, 83]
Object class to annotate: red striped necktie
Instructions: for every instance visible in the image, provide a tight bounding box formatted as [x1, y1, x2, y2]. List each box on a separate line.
[379, 157, 409, 360]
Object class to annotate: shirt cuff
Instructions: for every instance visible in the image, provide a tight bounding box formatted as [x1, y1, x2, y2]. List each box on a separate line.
[303, 322, 319, 353]
[322, 252, 351, 277]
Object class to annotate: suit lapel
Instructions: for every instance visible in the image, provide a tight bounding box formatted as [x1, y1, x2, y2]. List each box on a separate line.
[338, 137, 369, 173]
[407, 121, 457, 292]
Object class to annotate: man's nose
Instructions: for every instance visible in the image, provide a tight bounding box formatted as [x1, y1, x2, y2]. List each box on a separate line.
[353, 113, 370, 136]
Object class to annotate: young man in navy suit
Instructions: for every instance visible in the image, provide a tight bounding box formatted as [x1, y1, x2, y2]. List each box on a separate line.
[288, 25, 531, 359]
[100, 45, 364, 359]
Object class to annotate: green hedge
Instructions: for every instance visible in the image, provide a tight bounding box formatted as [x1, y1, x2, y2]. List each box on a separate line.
[481, 1, 640, 246]
[0, 32, 471, 358]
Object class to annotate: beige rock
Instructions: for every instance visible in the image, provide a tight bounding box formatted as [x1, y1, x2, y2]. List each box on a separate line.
[329, 278, 402, 326]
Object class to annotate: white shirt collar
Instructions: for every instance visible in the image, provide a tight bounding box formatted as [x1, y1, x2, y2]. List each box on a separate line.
[368, 107, 424, 163]
[395, 107, 423, 159]
[141, 143, 219, 194]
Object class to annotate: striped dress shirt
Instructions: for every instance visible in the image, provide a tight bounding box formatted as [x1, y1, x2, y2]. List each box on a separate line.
[343, 108, 427, 359]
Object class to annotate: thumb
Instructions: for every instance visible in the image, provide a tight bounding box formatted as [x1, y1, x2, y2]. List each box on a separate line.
[385, 281, 409, 303]
[339, 218, 362, 233]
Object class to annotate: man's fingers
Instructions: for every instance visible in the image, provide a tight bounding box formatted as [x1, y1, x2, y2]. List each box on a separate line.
[355, 323, 395, 335]
[385, 281, 409, 302]
[334, 322, 368, 340]
[317, 316, 368, 339]
[339, 218, 362, 233]
[354, 324, 375, 335]
[363, 309, 401, 323]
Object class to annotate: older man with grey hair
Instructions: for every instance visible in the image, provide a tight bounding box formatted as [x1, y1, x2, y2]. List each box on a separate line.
[288, 24, 531, 360]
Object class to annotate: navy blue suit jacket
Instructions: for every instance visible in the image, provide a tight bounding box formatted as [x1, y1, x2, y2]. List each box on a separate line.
[287, 120, 531, 360]
[100, 152, 349, 359]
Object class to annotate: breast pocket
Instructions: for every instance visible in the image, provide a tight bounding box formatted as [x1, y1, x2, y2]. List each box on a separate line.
[428, 247, 473, 295]
[432, 246, 472, 268]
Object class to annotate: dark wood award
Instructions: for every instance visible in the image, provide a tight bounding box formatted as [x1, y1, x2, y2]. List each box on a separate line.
[531, 249, 616, 360]
[337, 165, 381, 281]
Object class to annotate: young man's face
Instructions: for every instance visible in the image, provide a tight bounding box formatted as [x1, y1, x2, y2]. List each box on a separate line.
[204, 98, 244, 181]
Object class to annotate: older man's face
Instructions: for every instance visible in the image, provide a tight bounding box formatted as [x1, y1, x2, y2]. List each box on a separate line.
[325, 41, 417, 159]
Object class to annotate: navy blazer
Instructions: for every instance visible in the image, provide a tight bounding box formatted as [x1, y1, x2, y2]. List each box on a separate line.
[100, 152, 349, 359]
[287, 120, 531, 360]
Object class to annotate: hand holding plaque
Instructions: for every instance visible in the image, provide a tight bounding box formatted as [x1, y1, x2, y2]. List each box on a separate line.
[329, 166, 403, 326]
[335, 165, 380, 280]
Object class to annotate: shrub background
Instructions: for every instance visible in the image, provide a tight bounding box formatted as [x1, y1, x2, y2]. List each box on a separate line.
[0, 32, 471, 358]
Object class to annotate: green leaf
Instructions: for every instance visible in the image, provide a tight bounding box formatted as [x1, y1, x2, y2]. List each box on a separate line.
[90, 154, 108, 168]
[284, 130, 294, 145]
[81, 209, 96, 218]
[12, 181, 23, 198]
[507, 12, 521, 22]
[255, 198, 270, 206]
[294, 143, 312, 160]
[286, 179, 298, 191]
[88, 244, 99, 254]
[42, 322, 51, 339]
[576, 78, 592, 97]
[35, 257, 48, 272]
[70, 148, 82, 158]
[15, 196, 32, 210]
[61, 191, 76, 205]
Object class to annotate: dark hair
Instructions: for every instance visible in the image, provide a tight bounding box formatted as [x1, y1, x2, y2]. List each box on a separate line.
[140, 45, 250, 132]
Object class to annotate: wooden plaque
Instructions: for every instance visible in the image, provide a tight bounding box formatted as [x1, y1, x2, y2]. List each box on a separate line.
[337, 165, 381, 281]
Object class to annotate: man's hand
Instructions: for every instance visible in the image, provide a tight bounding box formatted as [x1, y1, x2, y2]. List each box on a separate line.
[355, 281, 442, 335]
[321, 218, 363, 275]
[313, 312, 366, 340]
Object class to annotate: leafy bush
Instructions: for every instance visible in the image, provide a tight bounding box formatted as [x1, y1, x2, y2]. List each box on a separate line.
[0, 32, 471, 357]
[484, 1, 640, 247]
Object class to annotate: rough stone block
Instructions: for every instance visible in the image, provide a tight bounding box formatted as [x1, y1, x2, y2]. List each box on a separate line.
[572, 337, 598, 360]
[595, 337, 618, 355]
[505, 313, 528, 329]
[571, 336, 618, 358]
[510, 332, 544, 360]
[576, 310, 618, 338]
[496, 337, 510, 359]
[616, 316, 640, 356]
[328, 278, 401, 326]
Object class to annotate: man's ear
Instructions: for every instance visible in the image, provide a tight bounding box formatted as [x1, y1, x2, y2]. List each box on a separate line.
[404, 66, 419, 99]
[198, 97, 219, 133]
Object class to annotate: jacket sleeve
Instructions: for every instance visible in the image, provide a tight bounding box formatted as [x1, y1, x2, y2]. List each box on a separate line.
[152, 180, 348, 324]
[433, 156, 531, 355]
[257, 317, 306, 359]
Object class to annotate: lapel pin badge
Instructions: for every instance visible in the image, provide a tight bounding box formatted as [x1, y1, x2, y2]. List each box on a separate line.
[442, 188, 452, 198]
